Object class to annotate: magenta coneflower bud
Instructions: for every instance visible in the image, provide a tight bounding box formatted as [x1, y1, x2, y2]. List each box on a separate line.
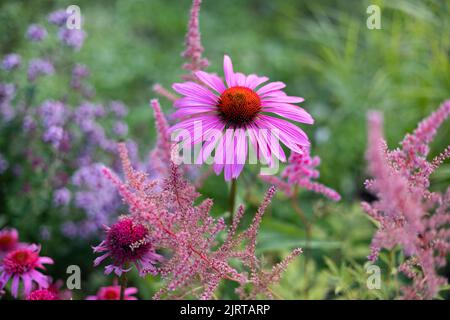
[0, 244, 53, 298]
[86, 285, 138, 300]
[0, 228, 19, 256]
[93, 217, 162, 276]
[26, 288, 58, 300]
[26, 24, 47, 42]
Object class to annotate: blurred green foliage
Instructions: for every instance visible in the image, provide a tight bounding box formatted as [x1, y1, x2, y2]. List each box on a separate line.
[1, 0, 449, 299]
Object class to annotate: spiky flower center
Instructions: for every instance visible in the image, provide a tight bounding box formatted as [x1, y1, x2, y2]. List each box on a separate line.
[106, 218, 151, 265]
[3, 248, 39, 274]
[217, 86, 261, 126]
[101, 287, 120, 300]
[27, 289, 58, 300]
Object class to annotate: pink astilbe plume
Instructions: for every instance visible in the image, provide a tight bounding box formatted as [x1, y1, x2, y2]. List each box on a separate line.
[148, 99, 173, 177]
[261, 146, 341, 201]
[362, 100, 450, 299]
[181, 0, 209, 81]
[101, 143, 301, 300]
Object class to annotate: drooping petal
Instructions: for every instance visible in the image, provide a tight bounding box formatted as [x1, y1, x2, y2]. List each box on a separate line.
[11, 275, 20, 297]
[257, 116, 310, 153]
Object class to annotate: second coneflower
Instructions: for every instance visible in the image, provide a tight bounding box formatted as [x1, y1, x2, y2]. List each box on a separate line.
[170, 55, 313, 180]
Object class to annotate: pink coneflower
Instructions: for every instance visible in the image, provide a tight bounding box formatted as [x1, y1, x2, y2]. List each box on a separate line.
[26, 288, 58, 300]
[0, 244, 53, 298]
[86, 285, 138, 300]
[170, 55, 313, 180]
[93, 217, 162, 276]
[0, 228, 19, 258]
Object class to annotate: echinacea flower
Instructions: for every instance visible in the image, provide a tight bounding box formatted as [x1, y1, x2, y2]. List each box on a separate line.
[86, 285, 138, 300]
[0, 244, 53, 298]
[26, 288, 58, 300]
[92, 217, 162, 276]
[170, 55, 313, 180]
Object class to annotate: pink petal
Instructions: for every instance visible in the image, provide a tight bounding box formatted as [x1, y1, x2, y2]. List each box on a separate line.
[174, 97, 215, 108]
[262, 95, 305, 104]
[262, 103, 314, 124]
[22, 274, 32, 296]
[235, 72, 247, 86]
[172, 82, 218, 104]
[171, 106, 216, 119]
[39, 257, 54, 265]
[223, 55, 236, 88]
[245, 74, 269, 89]
[11, 275, 19, 298]
[257, 116, 310, 153]
[195, 71, 227, 94]
[257, 81, 286, 97]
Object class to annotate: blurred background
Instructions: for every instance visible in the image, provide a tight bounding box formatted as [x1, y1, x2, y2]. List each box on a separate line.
[0, 0, 449, 299]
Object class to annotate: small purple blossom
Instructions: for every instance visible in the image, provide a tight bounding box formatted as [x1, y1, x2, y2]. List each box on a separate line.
[58, 28, 86, 51]
[109, 101, 128, 118]
[53, 187, 71, 206]
[38, 100, 67, 128]
[23, 115, 36, 132]
[26, 24, 48, 42]
[43, 126, 64, 148]
[28, 59, 54, 81]
[48, 10, 68, 26]
[1, 54, 21, 71]
[0, 83, 16, 122]
[113, 121, 128, 137]
[0, 153, 8, 174]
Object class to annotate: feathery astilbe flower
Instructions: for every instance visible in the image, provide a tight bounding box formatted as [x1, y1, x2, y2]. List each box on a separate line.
[0, 244, 53, 298]
[181, 0, 209, 80]
[148, 99, 173, 177]
[170, 55, 313, 181]
[362, 100, 450, 299]
[260, 146, 341, 201]
[100, 143, 301, 299]
[86, 285, 138, 300]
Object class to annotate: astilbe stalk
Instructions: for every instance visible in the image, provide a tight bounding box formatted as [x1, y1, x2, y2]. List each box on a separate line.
[261, 146, 341, 201]
[153, 0, 208, 99]
[100, 122, 302, 299]
[181, 0, 209, 81]
[362, 100, 450, 299]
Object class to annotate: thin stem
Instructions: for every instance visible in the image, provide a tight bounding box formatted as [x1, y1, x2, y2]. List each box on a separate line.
[290, 187, 312, 299]
[228, 178, 237, 224]
[119, 271, 128, 300]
